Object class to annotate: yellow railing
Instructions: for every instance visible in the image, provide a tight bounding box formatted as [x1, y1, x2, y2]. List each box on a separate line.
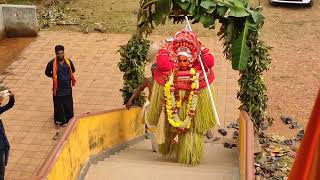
[34, 107, 144, 180]
[34, 107, 257, 180]
[238, 111, 255, 180]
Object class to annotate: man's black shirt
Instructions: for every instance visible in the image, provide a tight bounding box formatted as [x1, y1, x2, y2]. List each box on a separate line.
[45, 59, 75, 96]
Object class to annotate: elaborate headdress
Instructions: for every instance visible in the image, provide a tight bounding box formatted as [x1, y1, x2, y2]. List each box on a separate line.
[171, 30, 201, 64]
[177, 46, 192, 60]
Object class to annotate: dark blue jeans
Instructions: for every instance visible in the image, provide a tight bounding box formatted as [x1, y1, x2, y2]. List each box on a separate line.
[0, 149, 5, 180]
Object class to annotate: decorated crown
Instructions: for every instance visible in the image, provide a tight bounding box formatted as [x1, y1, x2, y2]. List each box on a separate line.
[171, 30, 201, 64]
[156, 30, 204, 70]
[176, 46, 192, 58]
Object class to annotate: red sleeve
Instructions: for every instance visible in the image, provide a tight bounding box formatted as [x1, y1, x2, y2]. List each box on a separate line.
[156, 48, 175, 71]
[193, 47, 215, 71]
[202, 53, 214, 68]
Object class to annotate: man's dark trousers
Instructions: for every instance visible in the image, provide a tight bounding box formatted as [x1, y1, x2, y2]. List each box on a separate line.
[0, 149, 6, 180]
[53, 95, 74, 125]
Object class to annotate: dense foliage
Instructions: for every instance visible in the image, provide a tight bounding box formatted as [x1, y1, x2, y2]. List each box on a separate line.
[118, 34, 150, 106]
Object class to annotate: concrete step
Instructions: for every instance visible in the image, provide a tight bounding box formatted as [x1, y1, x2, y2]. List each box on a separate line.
[106, 157, 238, 168]
[111, 142, 238, 165]
[85, 161, 239, 180]
[98, 158, 239, 172]
[85, 139, 240, 180]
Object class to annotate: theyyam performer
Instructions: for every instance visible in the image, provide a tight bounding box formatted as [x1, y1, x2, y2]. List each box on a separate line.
[146, 29, 217, 165]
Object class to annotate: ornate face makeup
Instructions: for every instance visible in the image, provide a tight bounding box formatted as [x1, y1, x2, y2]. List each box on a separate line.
[178, 55, 190, 71]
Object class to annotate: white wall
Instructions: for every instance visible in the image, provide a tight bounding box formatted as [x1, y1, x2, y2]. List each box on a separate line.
[2, 4, 38, 37]
[0, 5, 5, 39]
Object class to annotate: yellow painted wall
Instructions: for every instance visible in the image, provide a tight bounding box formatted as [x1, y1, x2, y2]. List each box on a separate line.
[47, 107, 144, 180]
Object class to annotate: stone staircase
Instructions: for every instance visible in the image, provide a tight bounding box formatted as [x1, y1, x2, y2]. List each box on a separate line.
[84, 139, 239, 180]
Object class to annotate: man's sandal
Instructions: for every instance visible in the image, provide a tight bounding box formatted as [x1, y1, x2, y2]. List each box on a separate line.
[52, 132, 60, 140]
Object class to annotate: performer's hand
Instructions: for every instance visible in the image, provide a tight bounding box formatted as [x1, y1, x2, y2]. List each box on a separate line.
[199, 46, 214, 70]
[9, 91, 14, 98]
[126, 100, 133, 110]
[200, 47, 209, 54]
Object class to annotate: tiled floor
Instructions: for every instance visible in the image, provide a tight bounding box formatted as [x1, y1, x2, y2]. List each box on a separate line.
[0, 31, 239, 179]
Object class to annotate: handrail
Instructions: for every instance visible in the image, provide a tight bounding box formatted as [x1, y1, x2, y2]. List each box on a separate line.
[244, 111, 255, 180]
[35, 107, 257, 180]
[239, 110, 255, 180]
[34, 107, 138, 180]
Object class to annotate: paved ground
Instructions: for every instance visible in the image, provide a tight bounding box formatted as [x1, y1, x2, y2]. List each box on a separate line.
[0, 31, 239, 179]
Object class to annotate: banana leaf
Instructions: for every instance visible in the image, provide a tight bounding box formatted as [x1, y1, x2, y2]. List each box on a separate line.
[231, 18, 250, 70]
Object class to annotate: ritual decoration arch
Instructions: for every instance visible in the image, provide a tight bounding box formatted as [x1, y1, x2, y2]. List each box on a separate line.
[118, 0, 272, 132]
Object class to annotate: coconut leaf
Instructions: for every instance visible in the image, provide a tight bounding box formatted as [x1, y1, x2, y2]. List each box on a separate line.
[200, 0, 216, 13]
[188, 0, 197, 15]
[228, 0, 249, 17]
[138, 12, 147, 26]
[247, 9, 263, 25]
[217, 6, 228, 17]
[200, 0, 216, 9]
[200, 14, 215, 28]
[228, 6, 249, 17]
[176, 0, 191, 10]
[154, 0, 172, 25]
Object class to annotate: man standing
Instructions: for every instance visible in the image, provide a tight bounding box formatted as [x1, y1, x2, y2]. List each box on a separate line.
[0, 91, 15, 180]
[45, 45, 76, 139]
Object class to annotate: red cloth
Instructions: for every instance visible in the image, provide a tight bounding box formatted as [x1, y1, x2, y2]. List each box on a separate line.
[156, 48, 175, 72]
[153, 68, 215, 90]
[288, 89, 320, 180]
[193, 48, 214, 71]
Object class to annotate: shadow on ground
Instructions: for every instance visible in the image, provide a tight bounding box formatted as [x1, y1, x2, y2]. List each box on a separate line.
[0, 37, 35, 74]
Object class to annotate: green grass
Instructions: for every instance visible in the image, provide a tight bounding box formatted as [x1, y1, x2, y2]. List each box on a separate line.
[3, 0, 36, 4]
[2, 0, 219, 37]
[65, 0, 218, 36]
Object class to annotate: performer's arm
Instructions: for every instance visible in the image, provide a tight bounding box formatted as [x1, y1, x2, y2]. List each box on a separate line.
[201, 47, 214, 70]
[45, 60, 53, 78]
[126, 79, 149, 109]
[193, 47, 215, 71]
[156, 48, 175, 71]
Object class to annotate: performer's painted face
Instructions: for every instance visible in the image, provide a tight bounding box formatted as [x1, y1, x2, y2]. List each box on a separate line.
[178, 55, 190, 71]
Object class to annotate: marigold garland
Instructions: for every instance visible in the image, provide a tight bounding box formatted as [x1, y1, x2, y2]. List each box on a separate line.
[164, 68, 200, 130]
